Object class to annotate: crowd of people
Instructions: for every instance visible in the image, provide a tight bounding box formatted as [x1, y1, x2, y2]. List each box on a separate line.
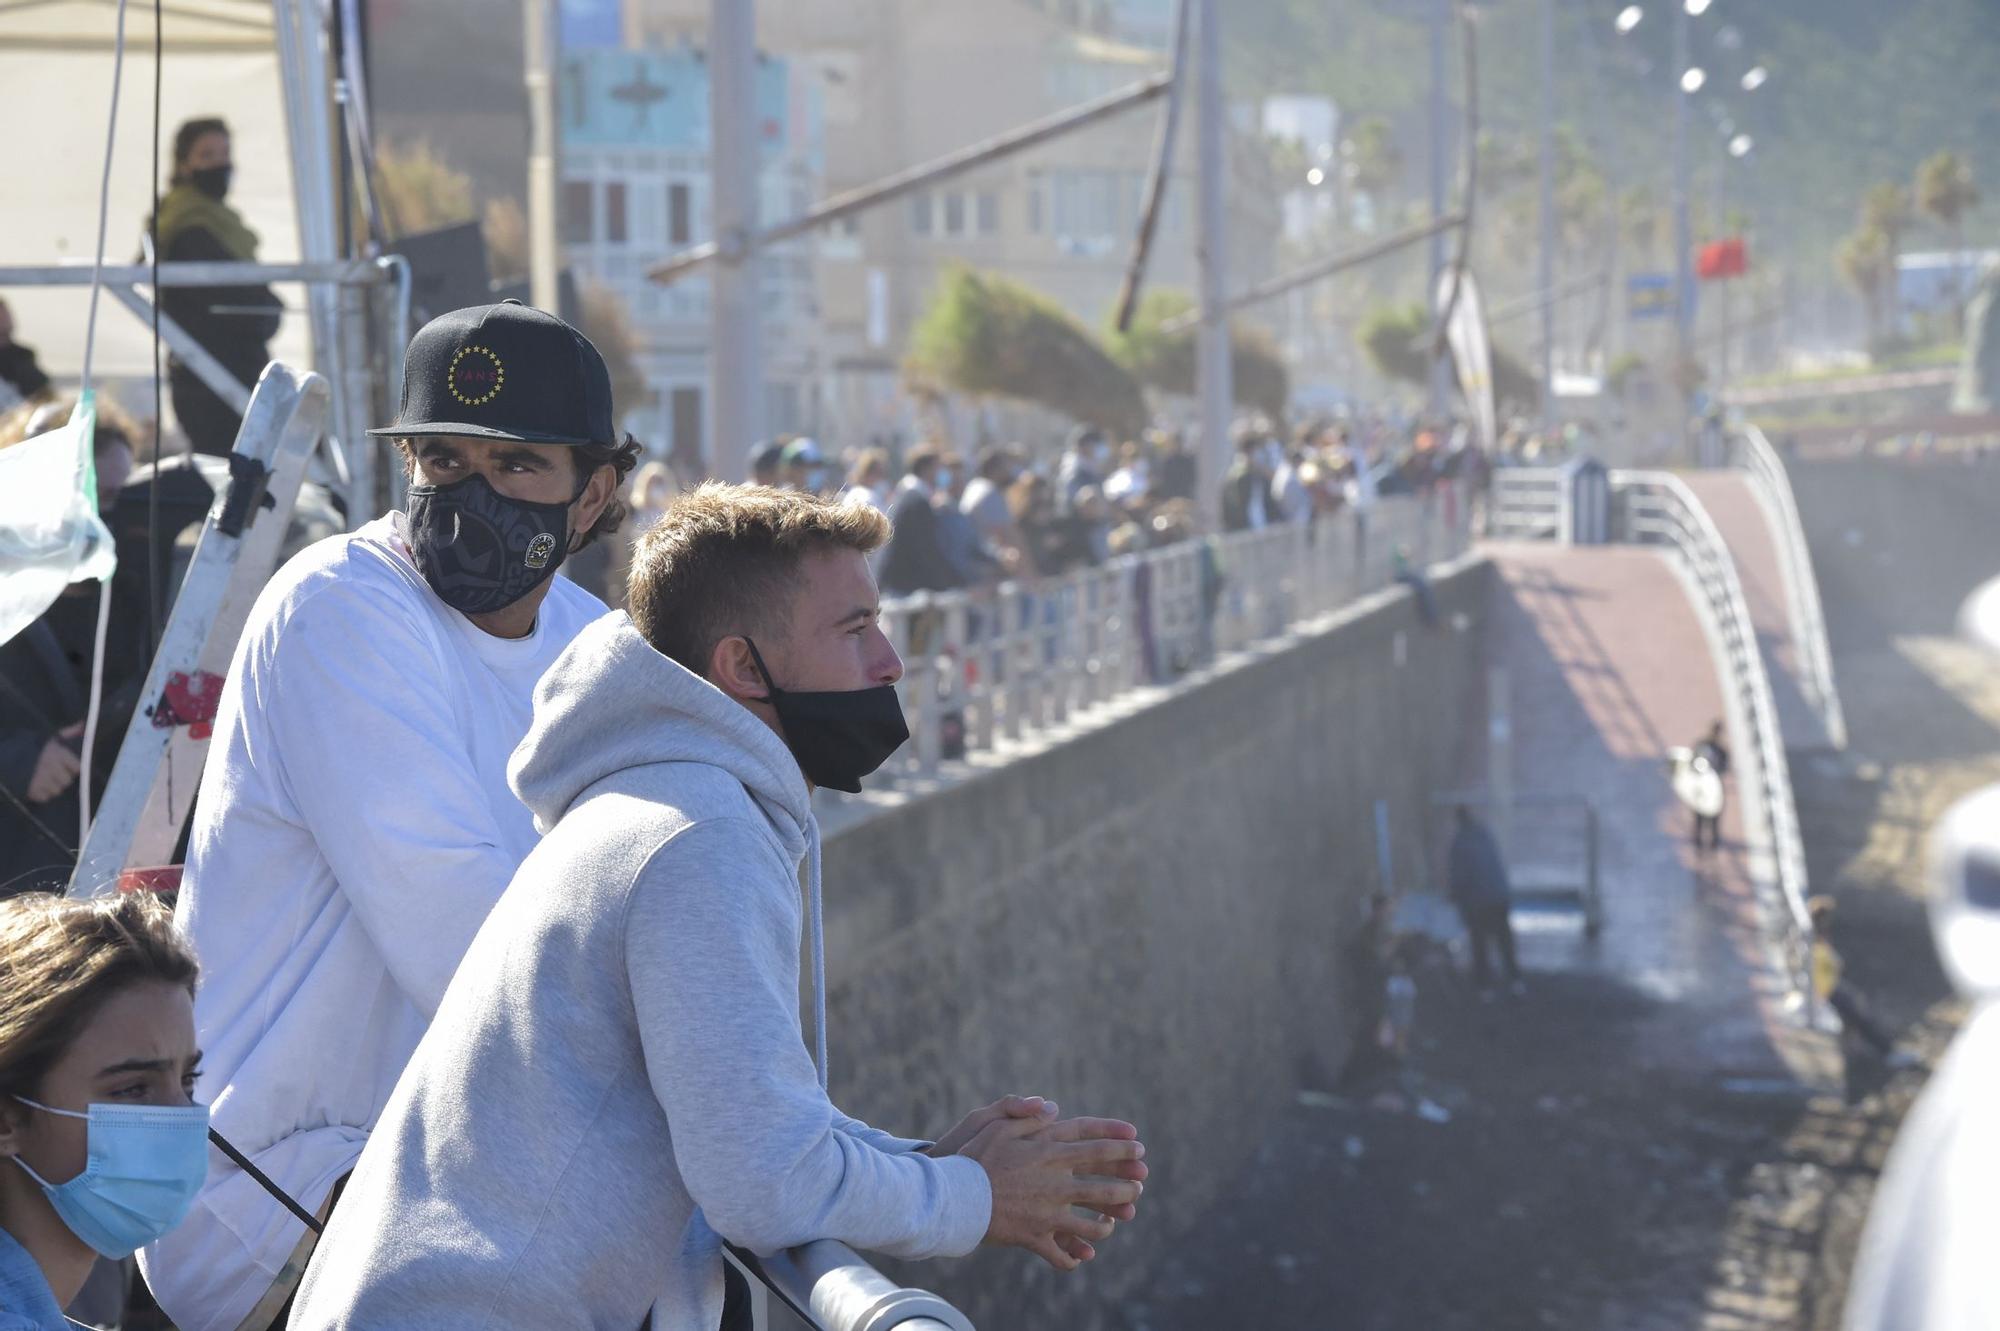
[559, 410, 1493, 620]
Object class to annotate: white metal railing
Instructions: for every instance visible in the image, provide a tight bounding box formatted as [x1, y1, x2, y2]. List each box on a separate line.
[859, 489, 1470, 789]
[1614, 471, 1818, 1014]
[729, 1241, 972, 1331]
[1732, 421, 1849, 750]
[1485, 467, 1565, 541]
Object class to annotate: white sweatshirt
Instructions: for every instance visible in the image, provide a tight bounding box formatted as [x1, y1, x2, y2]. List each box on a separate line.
[139, 515, 603, 1331]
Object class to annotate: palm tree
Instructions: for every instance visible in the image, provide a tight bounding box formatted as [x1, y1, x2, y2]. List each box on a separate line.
[1858, 183, 1913, 340]
[1916, 150, 1981, 335]
[1836, 224, 1894, 352]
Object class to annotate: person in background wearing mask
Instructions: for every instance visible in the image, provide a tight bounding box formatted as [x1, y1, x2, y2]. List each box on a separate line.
[138, 302, 635, 1331]
[779, 437, 830, 494]
[145, 117, 282, 457]
[0, 891, 206, 1331]
[1056, 425, 1110, 513]
[0, 399, 142, 899]
[933, 452, 998, 588]
[292, 485, 1149, 1329]
[878, 445, 965, 596]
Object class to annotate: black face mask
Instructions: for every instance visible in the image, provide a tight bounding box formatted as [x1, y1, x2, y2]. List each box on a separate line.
[744, 638, 909, 794]
[188, 165, 232, 202]
[405, 471, 578, 616]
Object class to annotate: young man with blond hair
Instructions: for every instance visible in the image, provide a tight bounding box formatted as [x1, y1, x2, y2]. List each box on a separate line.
[294, 484, 1147, 1328]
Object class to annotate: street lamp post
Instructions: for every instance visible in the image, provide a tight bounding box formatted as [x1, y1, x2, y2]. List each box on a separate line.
[1537, 0, 1556, 425]
[1673, 0, 1695, 424]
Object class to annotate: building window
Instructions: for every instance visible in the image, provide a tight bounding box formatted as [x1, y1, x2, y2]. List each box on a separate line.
[942, 191, 966, 237]
[1027, 172, 1045, 233]
[976, 190, 1000, 236]
[605, 182, 628, 244]
[668, 182, 692, 245]
[909, 191, 933, 236]
[562, 180, 593, 244]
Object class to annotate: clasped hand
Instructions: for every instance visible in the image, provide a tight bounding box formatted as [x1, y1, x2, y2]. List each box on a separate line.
[928, 1094, 1149, 1272]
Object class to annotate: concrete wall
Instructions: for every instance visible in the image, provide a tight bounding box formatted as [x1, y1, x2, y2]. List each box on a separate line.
[817, 557, 1494, 1328]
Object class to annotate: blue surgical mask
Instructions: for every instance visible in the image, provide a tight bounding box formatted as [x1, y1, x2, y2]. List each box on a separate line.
[11, 1095, 210, 1258]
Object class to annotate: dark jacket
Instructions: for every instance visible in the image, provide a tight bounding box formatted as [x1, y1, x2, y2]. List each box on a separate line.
[879, 484, 965, 596]
[1447, 817, 1512, 909]
[0, 587, 147, 898]
[0, 341, 51, 401]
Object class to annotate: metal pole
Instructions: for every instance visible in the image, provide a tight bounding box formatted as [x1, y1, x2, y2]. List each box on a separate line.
[1194, 0, 1231, 530]
[1114, 0, 1193, 331]
[273, 0, 366, 521]
[1672, 0, 1694, 421]
[1537, 0, 1556, 424]
[1488, 665, 1512, 862]
[710, 0, 761, 482]
[1427, 0, 1451, 417]
[524, 0, 561, 312]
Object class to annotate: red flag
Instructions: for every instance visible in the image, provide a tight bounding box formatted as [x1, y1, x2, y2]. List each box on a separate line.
[1696, 237, 1748, 281]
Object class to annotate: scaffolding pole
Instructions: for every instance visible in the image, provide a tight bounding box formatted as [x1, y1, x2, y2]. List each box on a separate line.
[708, 0, 761, 482]
[1194, 0, 1231, 528]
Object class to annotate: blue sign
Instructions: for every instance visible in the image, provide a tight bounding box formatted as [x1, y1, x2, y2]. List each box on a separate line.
[560, 48, 818, 166]
[1628, 273, 1675, 320]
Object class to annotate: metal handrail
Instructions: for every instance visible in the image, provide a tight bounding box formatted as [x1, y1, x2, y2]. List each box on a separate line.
[1485, 467, 1565, 541]
[855, 486, 1472, 794]
[728, 1241, 973, 1331]
[1612, 470, 1818, 1011]
[1732, 421, 1848, 749]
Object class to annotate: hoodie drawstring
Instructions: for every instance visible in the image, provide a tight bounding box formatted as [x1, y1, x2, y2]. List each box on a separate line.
[807, 817, 828, 1090]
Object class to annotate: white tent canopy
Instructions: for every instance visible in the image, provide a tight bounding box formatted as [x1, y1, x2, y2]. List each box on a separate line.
[0, 0, 311, 406]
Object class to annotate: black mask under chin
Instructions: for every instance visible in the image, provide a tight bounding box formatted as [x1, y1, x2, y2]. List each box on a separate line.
[405, 471, 580, 616]
[744, 637, 909, 794]
[188, 165, 232, 202]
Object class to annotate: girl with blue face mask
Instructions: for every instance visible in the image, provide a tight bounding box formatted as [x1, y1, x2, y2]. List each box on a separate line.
[0, 891, 205, 1329]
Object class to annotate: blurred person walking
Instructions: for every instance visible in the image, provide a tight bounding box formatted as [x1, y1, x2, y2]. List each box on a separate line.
[1447, 807, 1522, 994]
[145, 118, 282, 457]
[138, 303, 635, 1331]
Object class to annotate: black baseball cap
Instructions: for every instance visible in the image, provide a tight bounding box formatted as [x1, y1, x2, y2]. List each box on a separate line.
[368, 300, 614, 447]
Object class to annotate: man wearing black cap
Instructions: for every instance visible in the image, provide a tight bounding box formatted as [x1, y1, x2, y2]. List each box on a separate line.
[138, 302, 638, 1331]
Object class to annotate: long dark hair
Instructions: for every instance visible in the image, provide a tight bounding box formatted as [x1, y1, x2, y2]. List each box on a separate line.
[170, 116, 229, 185]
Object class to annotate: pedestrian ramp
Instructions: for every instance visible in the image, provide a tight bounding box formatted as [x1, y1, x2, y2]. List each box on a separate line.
[1470, 541, 1834, 1084]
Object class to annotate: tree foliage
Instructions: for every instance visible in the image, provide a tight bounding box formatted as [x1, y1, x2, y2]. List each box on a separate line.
[371, 139, 477, 237]
[1105, 290, 1290, 422]
[905, 267, 1148, 437]
[1360, 302, 1540, 414]
[1917, 151, 1980, 234]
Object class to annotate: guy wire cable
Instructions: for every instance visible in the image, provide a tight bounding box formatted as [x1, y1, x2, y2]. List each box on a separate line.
[77, 0, 135, 850]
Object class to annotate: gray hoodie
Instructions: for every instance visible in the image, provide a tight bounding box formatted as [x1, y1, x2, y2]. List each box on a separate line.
[290, 613, 991, 1330]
